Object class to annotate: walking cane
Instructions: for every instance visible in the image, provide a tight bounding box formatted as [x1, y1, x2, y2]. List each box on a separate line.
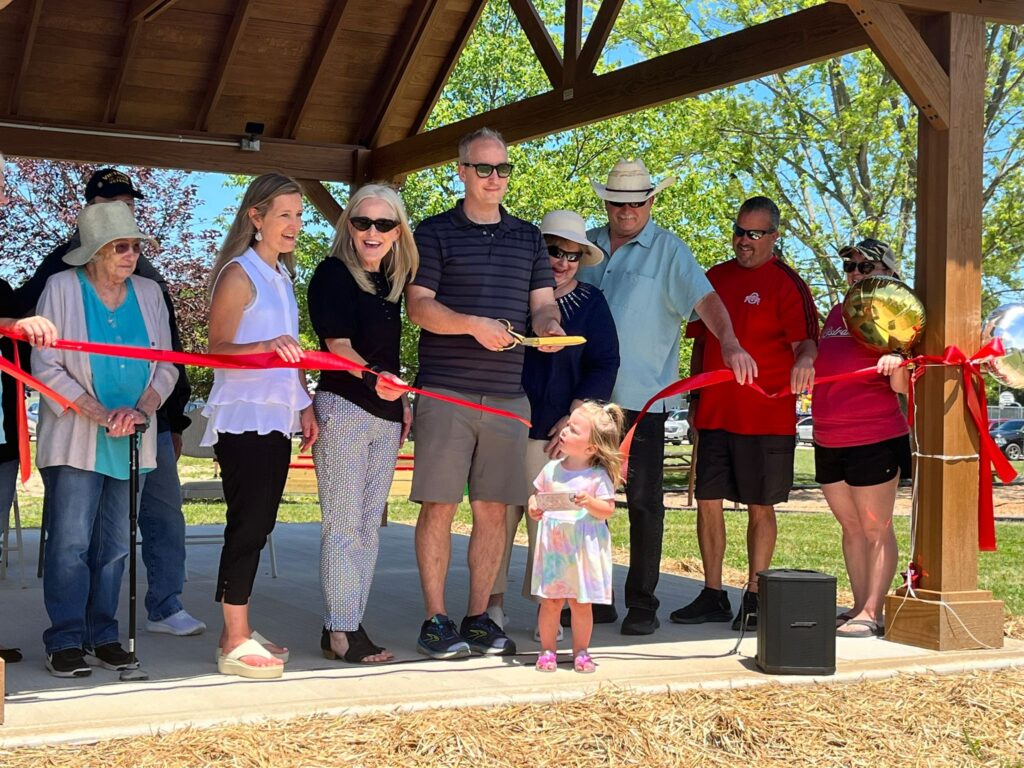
[120, 421, 150, 682]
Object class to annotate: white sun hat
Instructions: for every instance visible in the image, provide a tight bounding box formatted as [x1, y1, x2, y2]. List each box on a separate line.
[590, 158, 675, 203]
[63, 201, 157, 266]
[539, 210, 605, 266]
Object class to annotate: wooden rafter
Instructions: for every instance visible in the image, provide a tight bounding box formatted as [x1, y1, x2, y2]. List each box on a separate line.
[297, 178, 344, 225]
[6, 0, 43, 116]
[105, 19, 146, 123]
[286, 0, 353, 139]
[846, 0, 950, 129]
[509, 0, 562, 90]
[0, 120, 358, 180]
[563, 0, 582, 90]
[409, 0, 489, 137]
[374, 1, 868, 179]
[127, 0, 179, 24]
[194, 0, 255, 132]
[832, 0, 1024, 25]
[577, 0, 625, 76]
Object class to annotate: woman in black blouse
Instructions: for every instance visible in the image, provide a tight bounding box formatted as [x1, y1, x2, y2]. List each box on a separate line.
[308, 184, 418, 663]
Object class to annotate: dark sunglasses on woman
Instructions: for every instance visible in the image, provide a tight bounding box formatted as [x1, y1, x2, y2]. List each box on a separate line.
[112, 241, 143, 254]
[349, 216, 399, 233]
[608, 200, 648, 209]
[546, 245, 583, 262]
[461, 162, 514, 178]
[842, 260, 883, 275]
[732, 223, 775, 241]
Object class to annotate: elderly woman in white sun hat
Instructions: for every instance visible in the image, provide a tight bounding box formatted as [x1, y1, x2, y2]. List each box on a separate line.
[487, 210, 620, 639]
[32, 200, 177, 678]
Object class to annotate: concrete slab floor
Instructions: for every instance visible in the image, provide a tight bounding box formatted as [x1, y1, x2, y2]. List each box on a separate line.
[2, 523, 1022, 747]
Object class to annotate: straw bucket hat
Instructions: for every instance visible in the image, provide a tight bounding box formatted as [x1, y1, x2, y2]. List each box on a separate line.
[540, 210, 605, 266]
[590, 158, 675, 203]
[63, 201, 156, 266]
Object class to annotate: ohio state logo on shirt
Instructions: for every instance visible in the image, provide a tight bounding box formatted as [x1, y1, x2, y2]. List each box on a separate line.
[744, 292, 761, 305]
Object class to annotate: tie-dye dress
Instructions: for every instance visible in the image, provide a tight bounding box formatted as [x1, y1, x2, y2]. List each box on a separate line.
[531, 459, 615, 604]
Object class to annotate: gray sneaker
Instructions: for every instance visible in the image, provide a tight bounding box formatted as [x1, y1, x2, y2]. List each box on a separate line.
[146, 609, 207, 636]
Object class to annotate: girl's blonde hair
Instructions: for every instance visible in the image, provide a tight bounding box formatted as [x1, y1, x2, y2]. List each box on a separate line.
[208, 173, 303, 296]
[328, 184, 418, 302]
[575, 401, 626, 485]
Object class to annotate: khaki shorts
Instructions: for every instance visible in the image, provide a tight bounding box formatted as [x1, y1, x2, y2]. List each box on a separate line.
[410, 388, 531, 505]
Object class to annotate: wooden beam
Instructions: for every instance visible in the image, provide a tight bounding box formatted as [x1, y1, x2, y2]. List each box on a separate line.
[127, 0, 180, 24]
[846, 0, 951, 130]
[577, 0, 625, 76]
[0, 120, 358, 181]
[285, 0, 353, 139]
[297, 179, 344, 225]
[105, 20, 146, 124]
[509, 0, 562, 90]
[410, 0, 488, 136]
[373, 2, 868, 179]
[884, 12, 1004, 651]
[6, 0, 43, 116]
[358, 0, 446, 147]
[563, 0, 582, 91]
[832, 0, 1024, 25]
[194, 0, 255, 132]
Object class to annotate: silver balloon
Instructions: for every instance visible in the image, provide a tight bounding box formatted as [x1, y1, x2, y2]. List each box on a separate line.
[982, 303, 1024, 388]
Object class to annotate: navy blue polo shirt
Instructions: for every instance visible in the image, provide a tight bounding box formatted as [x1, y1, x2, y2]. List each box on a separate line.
[412, 200, 555, 396]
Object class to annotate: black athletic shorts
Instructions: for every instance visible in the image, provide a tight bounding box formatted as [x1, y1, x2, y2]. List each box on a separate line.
[814, 434, 912, 487]
[695, 430, 796, 506]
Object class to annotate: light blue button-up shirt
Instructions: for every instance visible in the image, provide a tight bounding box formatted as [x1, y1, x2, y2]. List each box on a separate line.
[579, 219, 713, 411]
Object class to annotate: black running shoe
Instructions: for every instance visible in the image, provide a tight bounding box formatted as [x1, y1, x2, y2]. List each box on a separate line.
[85, 642, 138, 671]
[670, 587, 733, 624]
[460, 613, 517, 656]
[731, 591, 759, 631]
[46, 647, 92, 678]
[417, 614, 471, 659]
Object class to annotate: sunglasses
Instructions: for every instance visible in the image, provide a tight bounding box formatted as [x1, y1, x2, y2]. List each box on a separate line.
[111, 241, 142, 254]
[608, 200, 648, 209]
[462, 162, 514, 179]
[842, 260, 883, 275]
[546, 245, 583, 262]
[349, 216, 399, 233]
[732, 224, 776, 241]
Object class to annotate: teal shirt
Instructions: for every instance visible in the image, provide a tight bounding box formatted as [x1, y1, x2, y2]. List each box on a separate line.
[78, 270, 152, 480]
[579, 219, 714, 411]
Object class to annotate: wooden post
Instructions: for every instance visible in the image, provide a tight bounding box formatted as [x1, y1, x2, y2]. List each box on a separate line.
[884, 11, 1004, 650]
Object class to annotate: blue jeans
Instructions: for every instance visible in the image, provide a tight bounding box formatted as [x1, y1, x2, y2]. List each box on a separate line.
[138, 430, 186, 621]
[41, 465, 129, 653]
[0, 459, 18, 541]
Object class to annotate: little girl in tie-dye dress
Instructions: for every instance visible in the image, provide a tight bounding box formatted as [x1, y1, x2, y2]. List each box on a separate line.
[528, 401, 624, 673]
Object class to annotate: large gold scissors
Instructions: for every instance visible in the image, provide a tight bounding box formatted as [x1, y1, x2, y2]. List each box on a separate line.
[497, 319, 586, 351]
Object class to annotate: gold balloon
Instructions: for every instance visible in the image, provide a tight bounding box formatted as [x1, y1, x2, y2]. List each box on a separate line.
[842, 276, 926, 354]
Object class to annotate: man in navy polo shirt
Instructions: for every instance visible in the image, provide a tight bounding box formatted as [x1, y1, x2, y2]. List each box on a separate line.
[406, 128, 564, 659]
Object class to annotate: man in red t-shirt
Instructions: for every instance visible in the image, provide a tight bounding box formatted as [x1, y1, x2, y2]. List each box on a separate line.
[671, 196, 819, 631]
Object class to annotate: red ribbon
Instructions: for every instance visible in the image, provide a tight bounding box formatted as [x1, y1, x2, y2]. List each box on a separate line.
[621, 340, 1016, 551]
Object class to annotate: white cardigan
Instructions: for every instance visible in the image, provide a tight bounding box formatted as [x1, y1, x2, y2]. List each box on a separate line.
[32, 270, 178, 472]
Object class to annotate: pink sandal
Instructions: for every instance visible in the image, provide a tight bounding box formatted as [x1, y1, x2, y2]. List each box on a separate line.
[535, 650, 558, 672]
[573, 650, 596, 673]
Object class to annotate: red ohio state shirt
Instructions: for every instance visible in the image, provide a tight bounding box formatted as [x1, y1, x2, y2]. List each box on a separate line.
[688, 256, 819, 435]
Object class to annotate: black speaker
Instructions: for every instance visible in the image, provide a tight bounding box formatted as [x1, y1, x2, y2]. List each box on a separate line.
[756, 569, 836, 675]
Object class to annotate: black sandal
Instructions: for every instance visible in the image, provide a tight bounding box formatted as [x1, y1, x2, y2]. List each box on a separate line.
[321, 626, 391, 664]
[0, 646, 23, 663]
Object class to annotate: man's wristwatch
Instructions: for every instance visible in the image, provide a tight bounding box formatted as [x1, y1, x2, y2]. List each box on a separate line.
[362, 365, 384, 391]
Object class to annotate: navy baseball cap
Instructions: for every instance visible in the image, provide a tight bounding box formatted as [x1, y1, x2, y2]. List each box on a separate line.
[84, 168, 144, 201]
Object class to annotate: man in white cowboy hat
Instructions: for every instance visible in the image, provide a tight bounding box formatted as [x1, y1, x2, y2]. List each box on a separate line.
[14, 167, 205, 639]
[580, 157, 756, 636]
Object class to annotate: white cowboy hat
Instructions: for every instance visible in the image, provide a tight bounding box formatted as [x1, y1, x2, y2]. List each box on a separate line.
[540, 210, 605, 267]
[63, 201, 157, 266]
[590, 158, 675, 203]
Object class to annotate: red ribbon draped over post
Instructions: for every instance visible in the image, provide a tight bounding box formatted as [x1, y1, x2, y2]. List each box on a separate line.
[0, 328, 532, 484]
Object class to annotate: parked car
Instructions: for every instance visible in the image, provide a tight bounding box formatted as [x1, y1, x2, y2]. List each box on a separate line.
[664, 408, 692, 444]
[796, 415, 814, 444]
[26, 399, 39, 439]
[991, 419, 1024, 461]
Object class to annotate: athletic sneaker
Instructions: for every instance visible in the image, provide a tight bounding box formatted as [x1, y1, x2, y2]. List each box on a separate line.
[146, 609, 207, 636]
[669, 587, 733, 624]
[85, 642, 139, 671]
[417, 614, 471, 659]
[460, 613, 517, 656]
[46, 647, 91, 678]
[732, 591, 759, 631]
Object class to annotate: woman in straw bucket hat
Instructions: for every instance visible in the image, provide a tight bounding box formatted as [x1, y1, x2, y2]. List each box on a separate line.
[489, 210, 621, 639]
[32, 200, 178, 677]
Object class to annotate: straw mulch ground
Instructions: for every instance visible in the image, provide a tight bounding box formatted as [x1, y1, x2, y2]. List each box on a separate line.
[3, 666, 1023, 768]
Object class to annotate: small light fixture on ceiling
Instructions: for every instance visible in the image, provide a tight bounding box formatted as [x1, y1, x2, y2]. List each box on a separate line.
[241, 122, 264, 152]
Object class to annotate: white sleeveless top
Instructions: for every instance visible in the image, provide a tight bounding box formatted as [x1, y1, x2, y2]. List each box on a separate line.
[201, 248, 311, 445]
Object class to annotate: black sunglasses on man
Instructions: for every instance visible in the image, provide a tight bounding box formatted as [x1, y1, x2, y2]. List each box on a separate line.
[462, 162, 514, 179]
